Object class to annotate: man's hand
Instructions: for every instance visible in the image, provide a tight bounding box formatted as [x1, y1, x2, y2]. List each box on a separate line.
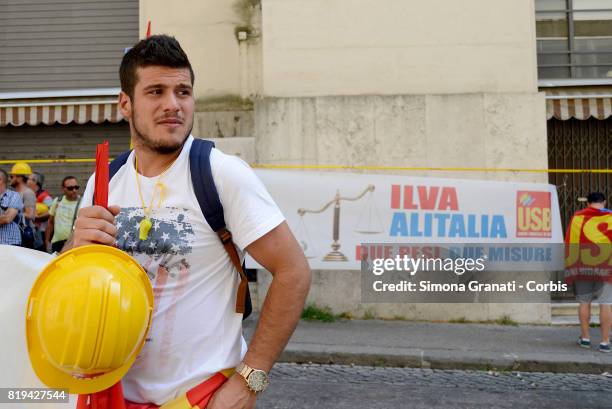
[70, 205, 120, 248]
[207, 374, 256, 409]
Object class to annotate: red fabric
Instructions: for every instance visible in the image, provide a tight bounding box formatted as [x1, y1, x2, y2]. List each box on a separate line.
[76, 373, 229, 409]
[36, 190, 51, 203]
[94, 141, 109, 208]
[564, 207, 612, 283]
[184, 372, 229, 408]
[77, 383, 126, 409]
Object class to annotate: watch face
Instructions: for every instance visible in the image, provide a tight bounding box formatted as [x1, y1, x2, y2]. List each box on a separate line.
[248, 370, 269, 392]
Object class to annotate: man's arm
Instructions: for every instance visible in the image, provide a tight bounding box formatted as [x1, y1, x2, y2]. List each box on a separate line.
[23, 192, 36, 221]
[242, 221, 311, 370]
[208, 221, 311, 409]
[0, 208, 18, 225]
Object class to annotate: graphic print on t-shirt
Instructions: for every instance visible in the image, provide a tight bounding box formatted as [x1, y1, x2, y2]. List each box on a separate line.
[115, 206, 194, 275]
[115, 206, 196, 367]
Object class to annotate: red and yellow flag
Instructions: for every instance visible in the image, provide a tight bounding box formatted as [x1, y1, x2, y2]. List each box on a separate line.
[564, 207, 612, 283]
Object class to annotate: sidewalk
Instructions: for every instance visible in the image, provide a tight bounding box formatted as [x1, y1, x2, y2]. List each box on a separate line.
[243, 315, 612, 374]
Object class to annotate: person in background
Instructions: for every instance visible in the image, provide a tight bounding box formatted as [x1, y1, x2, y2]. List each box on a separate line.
[27, 172, 53, 251]
[0, 169, 23, 246]
[570, 192, 612, 353]
[46, 176, 81, 253]
[9, 162, 35, 224]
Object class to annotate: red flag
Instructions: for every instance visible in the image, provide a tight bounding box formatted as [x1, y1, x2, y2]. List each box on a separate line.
[564, 207, 612, 283]
[94, 141, 109, 208]
[146, 21, 151, 38]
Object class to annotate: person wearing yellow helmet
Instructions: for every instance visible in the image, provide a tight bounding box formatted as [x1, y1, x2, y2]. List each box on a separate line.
[61, 35, 311, 409]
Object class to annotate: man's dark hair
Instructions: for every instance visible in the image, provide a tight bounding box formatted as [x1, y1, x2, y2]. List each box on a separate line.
[587, 192, 606, 204]
[0, 169, 7, 185]
[62, 176, 77, 188]
[119, 35, 194, 99]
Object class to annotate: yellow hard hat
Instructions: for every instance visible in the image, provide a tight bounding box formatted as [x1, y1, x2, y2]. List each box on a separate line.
[26, 245, 154, 394]
[10, 161, 32, 175]
[35, 202, 49, 216]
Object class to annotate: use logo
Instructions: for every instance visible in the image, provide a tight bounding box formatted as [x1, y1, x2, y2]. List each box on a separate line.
[516, 191, 552, 238]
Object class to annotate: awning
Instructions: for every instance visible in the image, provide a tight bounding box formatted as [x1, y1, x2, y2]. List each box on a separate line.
[545, 90, 612, 121]
[0, 89, 124, 127]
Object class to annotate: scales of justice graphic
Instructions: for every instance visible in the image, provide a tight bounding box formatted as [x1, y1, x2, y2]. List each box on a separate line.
[296, 184, 384, 262]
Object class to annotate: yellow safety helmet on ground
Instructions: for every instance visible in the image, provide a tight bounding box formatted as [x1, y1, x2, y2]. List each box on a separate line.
[35, 202, 49, 216]
[10, 161, 32, 176]
[26, 245, 154, 394]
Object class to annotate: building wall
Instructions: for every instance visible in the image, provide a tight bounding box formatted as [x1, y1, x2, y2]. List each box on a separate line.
[255, 0, 551, 323]
[0, 0, 138, 92]
[262, 0, 538, 96]
[139, 0, 262, 103]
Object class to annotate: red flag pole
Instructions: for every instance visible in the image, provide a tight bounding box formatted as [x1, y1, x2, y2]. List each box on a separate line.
[93, 141, 109, 208]
[146, 21, 151, 38]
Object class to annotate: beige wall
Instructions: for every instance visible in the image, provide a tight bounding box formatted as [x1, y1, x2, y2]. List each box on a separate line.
[255, 93, 548, 183]
[262, 0, 539, 96]
[140, 0, 262, 103]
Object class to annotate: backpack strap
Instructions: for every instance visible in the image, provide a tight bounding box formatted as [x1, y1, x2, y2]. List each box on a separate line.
[70, 195, 83, 230]
[189, 138, 249, 315]
[110, 150, 132, 180]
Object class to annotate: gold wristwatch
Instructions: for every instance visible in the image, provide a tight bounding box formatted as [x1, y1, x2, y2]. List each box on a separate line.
[236, 362, 269, 393]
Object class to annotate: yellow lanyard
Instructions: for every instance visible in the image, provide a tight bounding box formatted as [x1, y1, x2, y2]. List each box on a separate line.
[134, 154, 171, 240]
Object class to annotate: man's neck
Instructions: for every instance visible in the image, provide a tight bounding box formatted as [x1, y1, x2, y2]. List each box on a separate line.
[133, 146, 182, 177]
[13, 183, 25, 193]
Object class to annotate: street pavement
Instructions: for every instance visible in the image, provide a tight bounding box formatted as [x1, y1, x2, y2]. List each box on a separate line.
[257, 363, 612, 409]
[244, 315, 612, 374]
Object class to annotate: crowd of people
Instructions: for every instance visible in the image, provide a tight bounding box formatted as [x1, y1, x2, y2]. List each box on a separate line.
[0, 161, 81, 252]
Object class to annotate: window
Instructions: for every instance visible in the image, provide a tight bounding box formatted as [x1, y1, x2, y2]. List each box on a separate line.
[536, 0, 612, 79]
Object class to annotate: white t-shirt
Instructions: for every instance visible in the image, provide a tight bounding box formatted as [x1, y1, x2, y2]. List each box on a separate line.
[80, 136, 284, 404]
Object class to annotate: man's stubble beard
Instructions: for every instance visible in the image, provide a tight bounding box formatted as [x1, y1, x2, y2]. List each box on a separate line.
[131, 105, 193, 155]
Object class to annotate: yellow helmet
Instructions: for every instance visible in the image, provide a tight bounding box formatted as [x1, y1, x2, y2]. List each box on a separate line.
[26, 245, 154, 394]
[10, 161, 32, 175]
[35, 202, 49, 216]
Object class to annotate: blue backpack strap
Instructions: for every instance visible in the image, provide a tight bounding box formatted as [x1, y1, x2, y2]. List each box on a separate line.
[189, 138, 250, 316]
[110, 150, 132, 180]
[92, 149, 132, 206]
[189, 139, 226, 231]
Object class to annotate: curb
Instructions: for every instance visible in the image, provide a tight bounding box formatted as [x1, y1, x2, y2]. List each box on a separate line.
[278, 345, 612, 374]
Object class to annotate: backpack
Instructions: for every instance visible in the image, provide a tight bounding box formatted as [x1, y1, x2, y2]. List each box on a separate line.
[108, 139, 252, 319]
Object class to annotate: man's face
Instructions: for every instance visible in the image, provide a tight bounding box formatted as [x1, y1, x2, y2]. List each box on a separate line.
[9, 174, 21, 188]
[62, 178, 79, 200]
[119, 66, 194, 154]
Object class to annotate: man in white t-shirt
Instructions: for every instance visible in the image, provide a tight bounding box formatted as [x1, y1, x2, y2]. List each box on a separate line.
[64, 35, 311, 408]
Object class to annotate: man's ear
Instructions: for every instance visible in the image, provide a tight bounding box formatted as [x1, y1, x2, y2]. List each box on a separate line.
[118, 91, 132, 120]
